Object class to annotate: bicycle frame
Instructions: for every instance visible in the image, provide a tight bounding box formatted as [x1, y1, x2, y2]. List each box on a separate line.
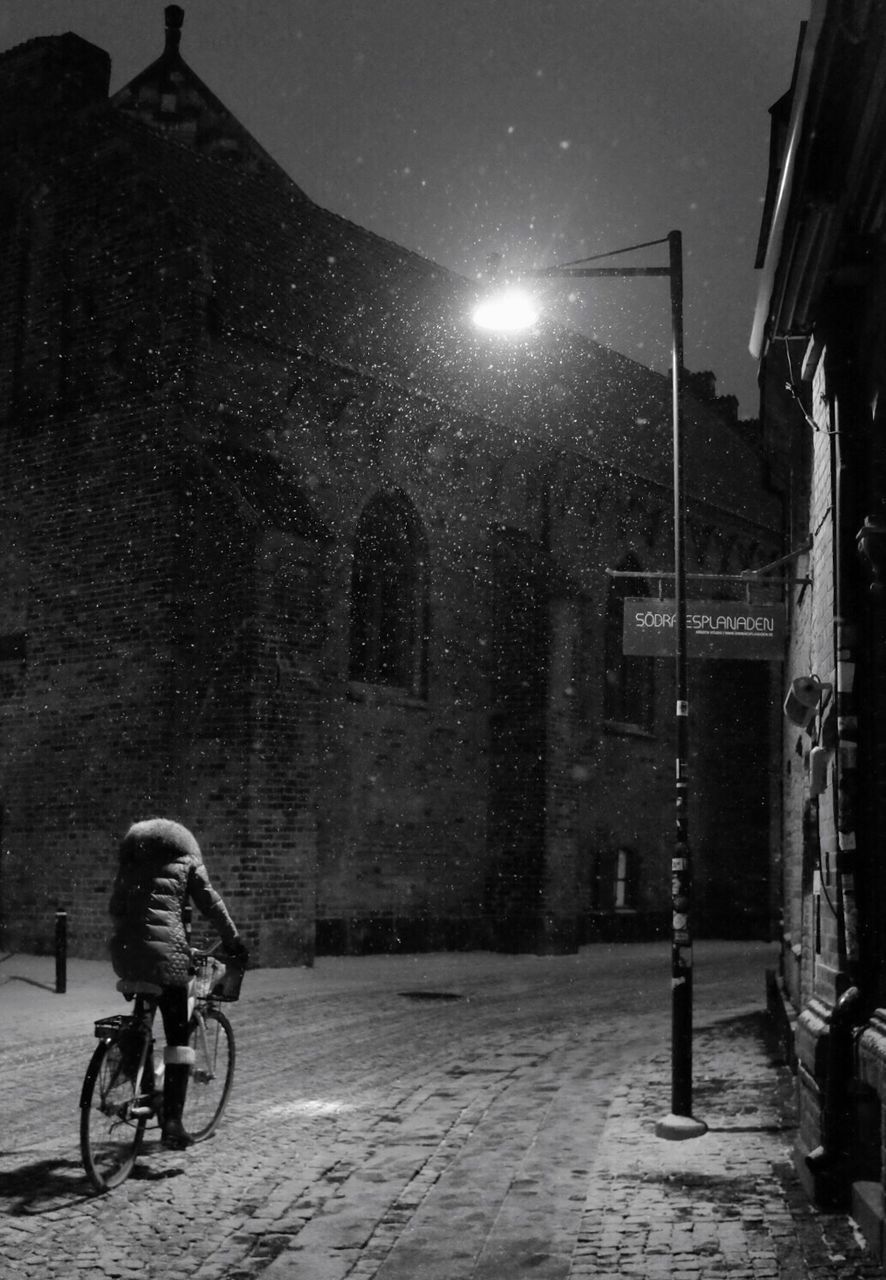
[81, 947, 239, 1190]
[190, 1003, 218, 1079]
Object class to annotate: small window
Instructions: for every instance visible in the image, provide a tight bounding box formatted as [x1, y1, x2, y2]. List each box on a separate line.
[604, 559, 654, 729]
[615, 847, 637, 910]
[348, 491, 428, 696]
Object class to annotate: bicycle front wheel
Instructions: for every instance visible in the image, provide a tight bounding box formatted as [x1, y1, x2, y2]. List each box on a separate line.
[182, 1006, 235, 1142]
[80, 1039, 146, 1192]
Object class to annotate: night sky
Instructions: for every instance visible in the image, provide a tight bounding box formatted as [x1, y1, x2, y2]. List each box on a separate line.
[2, 0, 809, 419]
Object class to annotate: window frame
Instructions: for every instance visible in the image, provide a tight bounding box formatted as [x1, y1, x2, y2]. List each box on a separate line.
[348, 491, 429, 699]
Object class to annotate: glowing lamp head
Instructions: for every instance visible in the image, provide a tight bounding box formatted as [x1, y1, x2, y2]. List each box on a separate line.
[472, 286, 540, 333]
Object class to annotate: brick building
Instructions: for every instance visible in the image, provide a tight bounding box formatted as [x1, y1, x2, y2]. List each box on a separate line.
[753, 0, 886, 1251]
[0, 9, 782, 966]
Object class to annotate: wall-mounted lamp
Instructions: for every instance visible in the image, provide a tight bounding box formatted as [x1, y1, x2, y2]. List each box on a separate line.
[857, 515, 886, 597]
[784, 675, 831, 730]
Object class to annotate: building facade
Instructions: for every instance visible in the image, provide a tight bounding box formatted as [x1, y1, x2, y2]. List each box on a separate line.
[753, 0, 886, 1253]
[0, 10, 782, 967]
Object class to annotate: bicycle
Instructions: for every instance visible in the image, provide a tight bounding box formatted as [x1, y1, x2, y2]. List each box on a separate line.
[79, 945, 243, 1193]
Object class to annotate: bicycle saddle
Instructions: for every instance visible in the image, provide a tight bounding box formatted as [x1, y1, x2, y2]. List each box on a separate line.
[116, 979, 163, 996]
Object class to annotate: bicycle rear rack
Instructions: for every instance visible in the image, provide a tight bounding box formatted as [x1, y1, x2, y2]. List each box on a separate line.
[93, 1014, 131, 1038]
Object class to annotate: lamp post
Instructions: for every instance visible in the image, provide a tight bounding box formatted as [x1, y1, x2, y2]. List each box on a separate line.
[474, 231, 705, 1139]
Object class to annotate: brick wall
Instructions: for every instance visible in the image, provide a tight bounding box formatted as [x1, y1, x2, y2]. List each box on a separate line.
[1, 414, 182, 952]
[0, 28, 784, 964]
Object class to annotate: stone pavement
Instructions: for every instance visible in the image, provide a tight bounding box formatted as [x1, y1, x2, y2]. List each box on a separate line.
[0, 943, 883, 1279]
[569, 1014, 882, 1280]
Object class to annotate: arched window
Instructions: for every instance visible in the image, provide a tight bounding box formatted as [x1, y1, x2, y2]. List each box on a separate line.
[603, 557, 654, 729]
[348, 492, 429, 696]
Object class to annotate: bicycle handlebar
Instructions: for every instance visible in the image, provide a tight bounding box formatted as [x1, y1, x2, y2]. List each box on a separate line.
[191, 940, 223, 961]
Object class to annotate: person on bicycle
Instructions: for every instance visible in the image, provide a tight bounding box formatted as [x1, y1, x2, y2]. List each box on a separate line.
[108, 817, 247, 1149]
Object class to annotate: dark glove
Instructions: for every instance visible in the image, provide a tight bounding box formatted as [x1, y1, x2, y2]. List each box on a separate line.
[225, 936, 249, 964]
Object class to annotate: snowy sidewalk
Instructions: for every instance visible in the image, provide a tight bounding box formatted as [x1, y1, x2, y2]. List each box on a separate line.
[569, 1013, 881, 1280]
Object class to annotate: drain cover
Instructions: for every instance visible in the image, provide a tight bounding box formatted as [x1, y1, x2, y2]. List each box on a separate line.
[398, 990, 463, 1001]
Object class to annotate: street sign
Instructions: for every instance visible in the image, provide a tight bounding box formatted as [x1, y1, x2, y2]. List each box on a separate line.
[622, 598, 785, 660]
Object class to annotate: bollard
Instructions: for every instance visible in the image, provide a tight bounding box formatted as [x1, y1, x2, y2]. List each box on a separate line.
[55, 909, 67, 994]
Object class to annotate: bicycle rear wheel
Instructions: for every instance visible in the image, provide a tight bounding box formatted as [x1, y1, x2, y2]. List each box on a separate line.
[80, 1039, 147, 1191]
[182, 1006, 235, 1141]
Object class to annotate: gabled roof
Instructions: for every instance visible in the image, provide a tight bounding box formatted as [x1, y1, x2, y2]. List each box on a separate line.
[111, 4, 290, 181]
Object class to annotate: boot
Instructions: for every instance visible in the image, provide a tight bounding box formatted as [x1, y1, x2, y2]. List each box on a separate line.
[161, 1061, 194, 1149]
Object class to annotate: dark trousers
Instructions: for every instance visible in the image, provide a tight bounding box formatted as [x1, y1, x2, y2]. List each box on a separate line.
[132, 987, 190, 1049]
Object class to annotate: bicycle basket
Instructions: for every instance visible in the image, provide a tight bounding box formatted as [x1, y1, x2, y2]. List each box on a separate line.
[94, 1014, 130, 1039]
[214, 954, 245, 1002]
[193, 955, 226, 999]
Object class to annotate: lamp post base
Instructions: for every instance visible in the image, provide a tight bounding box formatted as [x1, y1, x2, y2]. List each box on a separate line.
[655, 1112, 708, 1141]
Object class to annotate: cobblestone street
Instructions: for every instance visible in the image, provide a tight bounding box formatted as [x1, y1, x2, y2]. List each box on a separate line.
[1, 942, 880, 1279]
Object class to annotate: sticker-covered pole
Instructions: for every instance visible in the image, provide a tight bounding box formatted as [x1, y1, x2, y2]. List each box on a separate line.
[656, 230, 706, 1140]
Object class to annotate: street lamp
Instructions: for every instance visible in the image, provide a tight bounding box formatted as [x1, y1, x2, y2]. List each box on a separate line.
[473, 231, 706, 1140]
[473, 285, 540, 332]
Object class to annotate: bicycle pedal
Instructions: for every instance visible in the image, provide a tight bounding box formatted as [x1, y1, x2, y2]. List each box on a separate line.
[129, 1104, 155, 1118]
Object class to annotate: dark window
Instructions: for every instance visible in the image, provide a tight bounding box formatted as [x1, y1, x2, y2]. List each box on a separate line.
[348, 492, 428, 696]
[615, 847, 638, 909]
[603, 560, 654, 729]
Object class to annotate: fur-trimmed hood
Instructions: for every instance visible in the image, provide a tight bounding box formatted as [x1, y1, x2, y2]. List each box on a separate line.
[119, 818, 203, 864]
[109, 817, 238, 989]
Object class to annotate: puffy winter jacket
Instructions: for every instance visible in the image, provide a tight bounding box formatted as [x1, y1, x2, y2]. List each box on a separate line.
[109, 818, 240, 990]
